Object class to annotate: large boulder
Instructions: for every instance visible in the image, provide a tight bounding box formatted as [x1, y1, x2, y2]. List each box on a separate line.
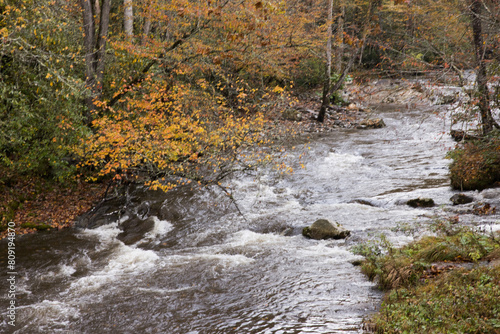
[302, 219, 350, 240]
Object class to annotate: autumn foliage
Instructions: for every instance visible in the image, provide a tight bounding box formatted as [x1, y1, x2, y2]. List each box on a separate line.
[1, 0, 500, 234]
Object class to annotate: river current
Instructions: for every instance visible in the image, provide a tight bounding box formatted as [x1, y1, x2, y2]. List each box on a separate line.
[2, 102, 497, 333]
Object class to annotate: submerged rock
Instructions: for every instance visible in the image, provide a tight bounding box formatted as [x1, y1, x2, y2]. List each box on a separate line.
[117, 216, 155, 245]
[406, 198, 435, 208]
[302, 219, 350, 240]
[356, 118, 386, 129]
[450, 193, 474, 205]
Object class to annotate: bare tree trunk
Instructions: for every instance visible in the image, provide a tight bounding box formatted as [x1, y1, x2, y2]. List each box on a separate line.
[80, 0, 112, 124]
[80, 0, 96, 120]
[470, 0, 498, 135]
[358, 0, 380, 66]
[124, 0, 134, 38]
[335, 2, 344, 74]
[95, 0, 111, 87]
[142, 0, 152, 45]
[317, 0, 334, 123]
[94, 0, 101, 23]
[142, 18, 152, 44]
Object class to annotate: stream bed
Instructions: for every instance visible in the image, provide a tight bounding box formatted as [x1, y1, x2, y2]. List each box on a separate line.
[2, 102, 499, 333]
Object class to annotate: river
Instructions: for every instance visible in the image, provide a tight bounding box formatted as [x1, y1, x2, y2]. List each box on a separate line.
[2, 100, 496, 333]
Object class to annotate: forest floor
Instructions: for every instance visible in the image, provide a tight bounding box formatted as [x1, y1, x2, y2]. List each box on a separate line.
[0, 169, 109, 239]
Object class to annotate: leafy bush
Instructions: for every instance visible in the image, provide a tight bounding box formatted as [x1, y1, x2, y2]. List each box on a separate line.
[292, 56, 326, 88]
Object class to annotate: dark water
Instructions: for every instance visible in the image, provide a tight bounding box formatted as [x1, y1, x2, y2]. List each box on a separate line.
[2, 103, 497, 333]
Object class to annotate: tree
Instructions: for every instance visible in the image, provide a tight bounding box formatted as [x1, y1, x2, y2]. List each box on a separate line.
[80, 0, 112, 122]
[73, 0, 314, 188]
[0, 0, 88, 179]
[317, 0, 379, 123]
[468, 0, 499, 135]
[317, 0, 334, 123]
[124, 0, 134, 39]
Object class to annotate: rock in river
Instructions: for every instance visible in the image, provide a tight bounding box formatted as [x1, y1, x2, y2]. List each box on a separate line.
[450, 193, 474, 205]
[406, 197, 435, 208]
[302, 219, 350, 240]
[356, 118, 386, 129]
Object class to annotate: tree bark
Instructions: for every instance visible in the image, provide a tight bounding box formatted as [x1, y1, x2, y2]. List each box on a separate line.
[94, 0, 101, 23]
[124, 0, 134, 38]
[80, 0, 112, 124]
[334, 2, 344, 74]
[142, 17, 152, 44]
[142, 0, 153, 45]
[469, 0, 498, 135]
[358, 0, 380, 66]
[317, 0, 334, 123]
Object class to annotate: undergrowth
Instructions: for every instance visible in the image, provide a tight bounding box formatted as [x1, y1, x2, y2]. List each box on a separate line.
[352, 220, 500, 333]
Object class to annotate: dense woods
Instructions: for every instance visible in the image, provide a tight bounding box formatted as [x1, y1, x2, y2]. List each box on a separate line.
[0, 0, 499, 227]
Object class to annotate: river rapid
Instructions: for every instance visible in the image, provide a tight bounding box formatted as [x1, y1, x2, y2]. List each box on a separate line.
[2, 100, 498, 333]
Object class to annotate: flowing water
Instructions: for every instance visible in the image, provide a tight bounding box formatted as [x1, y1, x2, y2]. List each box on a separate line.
[2, 103, 497, 333]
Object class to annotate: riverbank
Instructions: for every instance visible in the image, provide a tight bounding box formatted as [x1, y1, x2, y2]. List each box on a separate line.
[355, 219, 500, 333]
[0, 168, 109, 239]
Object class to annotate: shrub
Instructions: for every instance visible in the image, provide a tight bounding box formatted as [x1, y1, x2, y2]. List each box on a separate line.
[292, 56, 326, 88]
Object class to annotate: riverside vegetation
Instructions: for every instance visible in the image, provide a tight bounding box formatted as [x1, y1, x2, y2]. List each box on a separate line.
[353, 219, 500, 333]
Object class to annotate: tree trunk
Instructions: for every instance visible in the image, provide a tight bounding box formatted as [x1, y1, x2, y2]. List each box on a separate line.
[317, 0, 334, 123]
[142, 18, 152, 44]
[334, 2, 344, 74]
[358, 0, 380, 66]
[124, 0, 134, 39]
[94, 0, 101, 23]
[470, 0, 498, 135]
[80, 0, 112, 124]
[80, 0, 96, 120]
[142, 0, 152, 45]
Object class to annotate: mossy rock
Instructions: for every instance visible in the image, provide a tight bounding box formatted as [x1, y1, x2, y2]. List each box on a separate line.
[282, 109, 303, 122]
[450, 193, 474, 205]
[302, 219, 350, 240]
[406, 198, 435, 208]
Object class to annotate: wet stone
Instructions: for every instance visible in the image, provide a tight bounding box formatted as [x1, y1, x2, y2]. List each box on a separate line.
[356, 118, 386, 129]
[302, 219, 350, 240]
[406, 198, 435, 208]
[117, 216, 155, 245]
[450, 193, 474, 205]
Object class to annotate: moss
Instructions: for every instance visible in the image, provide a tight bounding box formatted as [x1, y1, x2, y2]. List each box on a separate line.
[369, 266, 500, 334]
[353, 226, 500, 333]
[302, 226, 311, 237]
[448, 132, 500, 190]
[20, 222, 52, 231]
